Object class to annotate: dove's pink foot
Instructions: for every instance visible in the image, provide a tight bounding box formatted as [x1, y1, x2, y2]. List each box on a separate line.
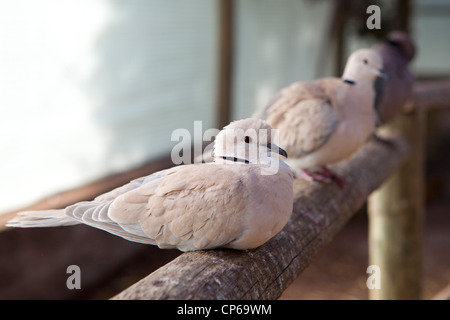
[318, 166, 346, 188]
[300, 169, 332, 183]
[300, 166, 346, 188]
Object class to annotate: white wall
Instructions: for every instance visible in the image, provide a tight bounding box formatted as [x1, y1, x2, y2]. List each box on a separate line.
[0, 0, 218, 214]
[412, 0, 450, 76]
[231, 0, 333, 120]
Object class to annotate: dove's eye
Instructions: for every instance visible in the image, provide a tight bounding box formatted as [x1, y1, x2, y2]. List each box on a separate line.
[363, 59, 368, 64]
[244, 136, 251, 143]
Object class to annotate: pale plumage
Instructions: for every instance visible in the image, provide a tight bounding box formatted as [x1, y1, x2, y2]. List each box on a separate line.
[7, 118, 293, 252]
[254, 49, 386, 186]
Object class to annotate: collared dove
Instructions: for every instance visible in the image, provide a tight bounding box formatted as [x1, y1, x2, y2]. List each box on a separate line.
[372, 31, 416, 125]
[253, 49, 386, 187]
[7, 118, 293, 252]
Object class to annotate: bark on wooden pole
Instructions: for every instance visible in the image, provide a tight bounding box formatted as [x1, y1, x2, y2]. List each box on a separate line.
[367, 103, 426, 300]
[112, 133, 409, 300]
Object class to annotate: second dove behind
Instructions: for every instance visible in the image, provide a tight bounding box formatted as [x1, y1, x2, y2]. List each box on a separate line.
[254, 49, 386, 186]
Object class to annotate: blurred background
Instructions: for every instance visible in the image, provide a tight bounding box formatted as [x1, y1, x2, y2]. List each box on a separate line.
[1, 0, 449, 215]
[0, 0, 449, 299]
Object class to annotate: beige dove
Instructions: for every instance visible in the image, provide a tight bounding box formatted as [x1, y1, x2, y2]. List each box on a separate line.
[7, 118, 293, 252]
[253, 49, 386, 186]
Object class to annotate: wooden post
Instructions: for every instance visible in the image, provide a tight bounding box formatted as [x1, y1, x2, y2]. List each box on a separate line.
[368, 102, 425, 300]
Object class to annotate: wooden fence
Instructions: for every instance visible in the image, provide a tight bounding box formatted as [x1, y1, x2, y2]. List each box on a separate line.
[112, 80, 450, 300]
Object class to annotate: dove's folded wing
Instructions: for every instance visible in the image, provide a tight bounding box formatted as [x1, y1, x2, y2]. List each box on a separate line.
[63, 166, 180, 245]
[65, 199, 157, 244]
[93, 166, 179, 202]
[70, 164, 249, 251]
[262, 80, 338, 158]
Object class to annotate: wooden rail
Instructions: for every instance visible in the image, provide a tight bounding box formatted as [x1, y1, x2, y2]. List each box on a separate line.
[112, 132, 409, 300]
[112, 79, 450, 300]
[411, 79, 450, 111]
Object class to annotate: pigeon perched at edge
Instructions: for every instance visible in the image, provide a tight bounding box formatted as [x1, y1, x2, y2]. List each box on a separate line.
[7, 118, 294, 252]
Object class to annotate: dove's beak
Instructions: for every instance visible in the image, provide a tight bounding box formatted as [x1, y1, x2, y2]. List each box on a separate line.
[377, 68, 389, 79]
[268, 143, 288, 158]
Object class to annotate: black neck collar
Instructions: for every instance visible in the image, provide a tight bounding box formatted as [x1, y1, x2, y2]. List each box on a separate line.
[219, 156, 250, 164]
[343, 79, 356, 85]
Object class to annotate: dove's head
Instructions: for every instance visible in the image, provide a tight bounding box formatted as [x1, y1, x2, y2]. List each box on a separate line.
[213, 118, 287, 167]
[342, 49, 387, 83]
[386, 31, 416, 62]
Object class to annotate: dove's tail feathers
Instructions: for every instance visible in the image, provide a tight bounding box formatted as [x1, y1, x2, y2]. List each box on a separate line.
[6, 209, 80, 228]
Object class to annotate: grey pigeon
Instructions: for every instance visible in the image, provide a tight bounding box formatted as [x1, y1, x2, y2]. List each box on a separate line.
[372, 31, 416, 125]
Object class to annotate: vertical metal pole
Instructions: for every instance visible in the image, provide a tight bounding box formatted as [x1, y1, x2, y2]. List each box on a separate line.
[367, 103, 425, 300]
